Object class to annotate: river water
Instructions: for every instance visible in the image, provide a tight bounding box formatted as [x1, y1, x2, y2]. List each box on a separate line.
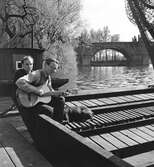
[75, 64, 154, 91]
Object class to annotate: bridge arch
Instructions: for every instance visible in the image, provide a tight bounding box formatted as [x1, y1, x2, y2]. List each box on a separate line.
[77, 42, 150, 66]
[92, 46, 131, 61]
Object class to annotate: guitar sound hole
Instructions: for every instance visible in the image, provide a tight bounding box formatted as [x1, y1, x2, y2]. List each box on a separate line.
[28, 94, 31, 101]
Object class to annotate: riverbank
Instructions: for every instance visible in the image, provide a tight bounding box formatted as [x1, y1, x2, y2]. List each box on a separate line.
[0, 97, 33, 144]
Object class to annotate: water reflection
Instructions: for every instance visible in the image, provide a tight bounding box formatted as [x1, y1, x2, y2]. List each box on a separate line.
[76, 64, 154, 90]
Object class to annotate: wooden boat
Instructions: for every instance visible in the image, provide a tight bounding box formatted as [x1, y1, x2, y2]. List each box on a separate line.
[24, 86, 154, 167]
[23, 2, 154, 166]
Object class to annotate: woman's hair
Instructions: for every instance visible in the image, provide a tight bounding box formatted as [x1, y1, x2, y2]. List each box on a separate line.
[21, 56, 34, 64]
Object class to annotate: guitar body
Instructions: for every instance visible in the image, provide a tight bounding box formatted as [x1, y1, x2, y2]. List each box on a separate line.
[16, 84, 51, 108]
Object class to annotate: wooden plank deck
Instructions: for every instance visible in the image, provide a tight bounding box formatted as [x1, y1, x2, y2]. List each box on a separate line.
[0, 119, 52, 167]
[1, 86, 154, 167]
[0, 86, 153, 143]
[0, 97, 55, 167]
[35, 114, 133, 167]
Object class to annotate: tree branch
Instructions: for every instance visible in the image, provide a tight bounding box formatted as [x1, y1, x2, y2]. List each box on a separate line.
[141, 0, 154, 9]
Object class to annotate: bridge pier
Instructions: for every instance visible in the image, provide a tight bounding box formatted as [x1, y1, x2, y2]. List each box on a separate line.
[81, 55, 92, 66]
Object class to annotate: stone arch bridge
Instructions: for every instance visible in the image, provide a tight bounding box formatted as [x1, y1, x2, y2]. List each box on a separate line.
[77, 42, 150, 66]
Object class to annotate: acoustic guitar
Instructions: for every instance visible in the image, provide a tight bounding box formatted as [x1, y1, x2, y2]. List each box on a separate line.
[16, 84, 51, 108]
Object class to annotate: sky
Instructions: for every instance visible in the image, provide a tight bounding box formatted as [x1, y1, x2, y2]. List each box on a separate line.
[80, 0, 140, 41]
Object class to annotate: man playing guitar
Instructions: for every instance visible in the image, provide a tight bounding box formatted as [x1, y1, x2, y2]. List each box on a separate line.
[16, 55, 66, 123]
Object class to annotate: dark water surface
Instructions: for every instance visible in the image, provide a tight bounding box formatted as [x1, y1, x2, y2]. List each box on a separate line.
[75, 64, 154, 90]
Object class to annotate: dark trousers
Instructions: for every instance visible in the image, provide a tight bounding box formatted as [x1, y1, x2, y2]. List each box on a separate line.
[18, 96, 65, 141]
[50, 96, 65, 122]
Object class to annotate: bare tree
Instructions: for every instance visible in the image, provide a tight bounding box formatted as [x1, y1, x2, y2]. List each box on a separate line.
[79, 26, 111, 43]
[125, 0, 154, 65]
[125, 0, 154, 39]
[34, 0, 82, 49]
[0, 0, 82, 49]
[0, 0, 39, 48]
